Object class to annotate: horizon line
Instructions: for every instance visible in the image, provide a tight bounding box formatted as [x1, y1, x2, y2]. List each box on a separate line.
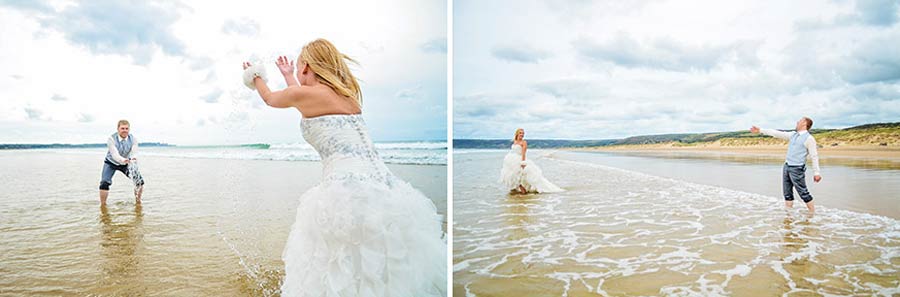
[0, 139, 448, 147]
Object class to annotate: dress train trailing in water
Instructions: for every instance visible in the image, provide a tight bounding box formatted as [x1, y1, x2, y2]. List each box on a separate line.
[500, 143, 564, 193]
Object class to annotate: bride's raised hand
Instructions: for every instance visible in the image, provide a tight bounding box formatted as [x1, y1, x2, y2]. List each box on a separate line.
[276, 55, 295, 76]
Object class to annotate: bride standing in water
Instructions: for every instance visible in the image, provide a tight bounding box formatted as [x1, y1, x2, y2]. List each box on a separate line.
[242, 38, 445, 296]
[501, 128, 564, 194]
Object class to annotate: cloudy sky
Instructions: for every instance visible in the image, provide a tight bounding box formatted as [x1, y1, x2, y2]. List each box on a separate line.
[0, 0, 446, 145]
[454, 0, 900, 140]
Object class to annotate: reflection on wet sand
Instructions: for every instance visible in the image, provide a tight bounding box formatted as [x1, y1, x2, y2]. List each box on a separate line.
[560, 150, 900, 219]
[779, 215, 818, 292]
[0, 152, 448, 295]
[503, 194, 538, 242]
[95, 204, 145, 295]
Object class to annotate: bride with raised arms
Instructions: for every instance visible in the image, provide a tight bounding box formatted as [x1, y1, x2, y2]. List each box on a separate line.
[242, 38, 446, 296]
[500, 128, 564, 194]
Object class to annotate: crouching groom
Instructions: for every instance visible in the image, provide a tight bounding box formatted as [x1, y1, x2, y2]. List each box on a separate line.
[99, 120, 144, 205]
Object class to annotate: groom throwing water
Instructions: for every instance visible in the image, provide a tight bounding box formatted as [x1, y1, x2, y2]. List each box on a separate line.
[750, 117, 821, 215]
[99, 120, 144, 205]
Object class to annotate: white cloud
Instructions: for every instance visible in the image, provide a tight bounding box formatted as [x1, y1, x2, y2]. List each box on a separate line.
[77, 113, 94, 123]
[454, 0, 900, 139]
[201, 88, 223, 103]
[572, 34, 759, 71]
[21, 0, 190, 65]
[222, 18, 260, 37]
[420, 38, 447, 53]
[0, 0, 447, 144]
[491, 44, 551, 63]
[395, 85, 423, 102]
[23, 107, 43, 120]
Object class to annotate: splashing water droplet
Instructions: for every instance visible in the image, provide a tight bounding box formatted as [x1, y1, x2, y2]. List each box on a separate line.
[127, 159, 144, 196]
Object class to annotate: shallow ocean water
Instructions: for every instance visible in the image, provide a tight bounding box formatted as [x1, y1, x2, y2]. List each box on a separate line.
[453, 150, 899, 296]
[0, 151, 446, 296]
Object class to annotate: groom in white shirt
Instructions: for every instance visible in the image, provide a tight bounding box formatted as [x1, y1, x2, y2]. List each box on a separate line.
[750, 117, 821, 214]
[99, 120, 144, 205]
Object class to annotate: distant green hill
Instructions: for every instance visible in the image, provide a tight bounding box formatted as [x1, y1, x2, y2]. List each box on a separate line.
[454, 122, 900, 149]
[713, 122, 900, 147]
[453, 139, 617, 149]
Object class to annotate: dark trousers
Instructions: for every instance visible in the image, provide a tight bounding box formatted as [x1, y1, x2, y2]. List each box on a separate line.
[99, 160, 144, 190]
[783, 164, 813, 203]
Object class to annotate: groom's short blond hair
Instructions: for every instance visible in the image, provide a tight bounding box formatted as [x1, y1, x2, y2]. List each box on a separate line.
[117, 120, 130, 128]
[803, 117, 813, 130]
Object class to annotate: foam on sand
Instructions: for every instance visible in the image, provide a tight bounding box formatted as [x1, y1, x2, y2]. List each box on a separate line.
[453, 151, 899, 296]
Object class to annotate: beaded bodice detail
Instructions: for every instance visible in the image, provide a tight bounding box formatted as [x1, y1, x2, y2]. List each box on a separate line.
[510, 143, 523, 156]
[301, 114, 393, 185]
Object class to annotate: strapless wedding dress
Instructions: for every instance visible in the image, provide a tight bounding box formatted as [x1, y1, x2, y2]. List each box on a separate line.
[280, 114, 446, 296]
[500, 143, 564, 193]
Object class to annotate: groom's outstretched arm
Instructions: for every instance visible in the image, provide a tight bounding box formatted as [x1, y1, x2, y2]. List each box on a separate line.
[751, 125, 792, 140]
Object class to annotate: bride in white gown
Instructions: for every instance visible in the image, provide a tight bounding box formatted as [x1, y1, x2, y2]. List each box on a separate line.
[242, 39, 445, 296]
[500, 128, 564, 194]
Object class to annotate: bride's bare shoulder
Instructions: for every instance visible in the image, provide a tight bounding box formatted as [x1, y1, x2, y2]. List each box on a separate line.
[285, 85, 339, 106]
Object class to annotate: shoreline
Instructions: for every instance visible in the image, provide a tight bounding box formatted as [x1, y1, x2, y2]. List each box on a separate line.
[569, 143, 900, 160]
[2, 149, 448, 166]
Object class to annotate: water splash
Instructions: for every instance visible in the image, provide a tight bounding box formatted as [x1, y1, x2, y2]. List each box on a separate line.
[126, 159, 144, 196]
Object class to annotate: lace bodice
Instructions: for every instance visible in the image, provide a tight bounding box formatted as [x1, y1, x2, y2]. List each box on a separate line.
[301, 114, 393, 184]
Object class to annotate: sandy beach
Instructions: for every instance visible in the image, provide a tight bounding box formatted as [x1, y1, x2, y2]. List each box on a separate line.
[453, 149, 899, 296]
[0, 150, 446, 296]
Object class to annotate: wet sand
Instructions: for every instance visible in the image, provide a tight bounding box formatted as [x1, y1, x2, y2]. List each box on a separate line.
[453, 150, 899, 296]
[0, 150, 446, 296]
[558, 150, 900, 219]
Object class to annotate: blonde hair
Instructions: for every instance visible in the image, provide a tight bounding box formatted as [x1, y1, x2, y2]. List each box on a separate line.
[300, 38, 362, 107]
[513, 128, 524, 141]
[117, 120, 130, 128]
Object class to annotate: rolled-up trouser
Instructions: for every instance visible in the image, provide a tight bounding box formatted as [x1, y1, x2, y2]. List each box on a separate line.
[99, 160, 144, 190]
[783, 163, 813, 203]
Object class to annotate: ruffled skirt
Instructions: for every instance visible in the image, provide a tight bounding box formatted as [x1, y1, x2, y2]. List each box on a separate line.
[280, 174, 446, 297]
[500, 153, 564, 193]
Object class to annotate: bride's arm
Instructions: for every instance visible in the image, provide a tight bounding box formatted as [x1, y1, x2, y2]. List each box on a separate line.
[243, 62, 312, 109]
[520, 141, 528, 168]
[521, 141, 527, 161]
[253, 81, 306, 108]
